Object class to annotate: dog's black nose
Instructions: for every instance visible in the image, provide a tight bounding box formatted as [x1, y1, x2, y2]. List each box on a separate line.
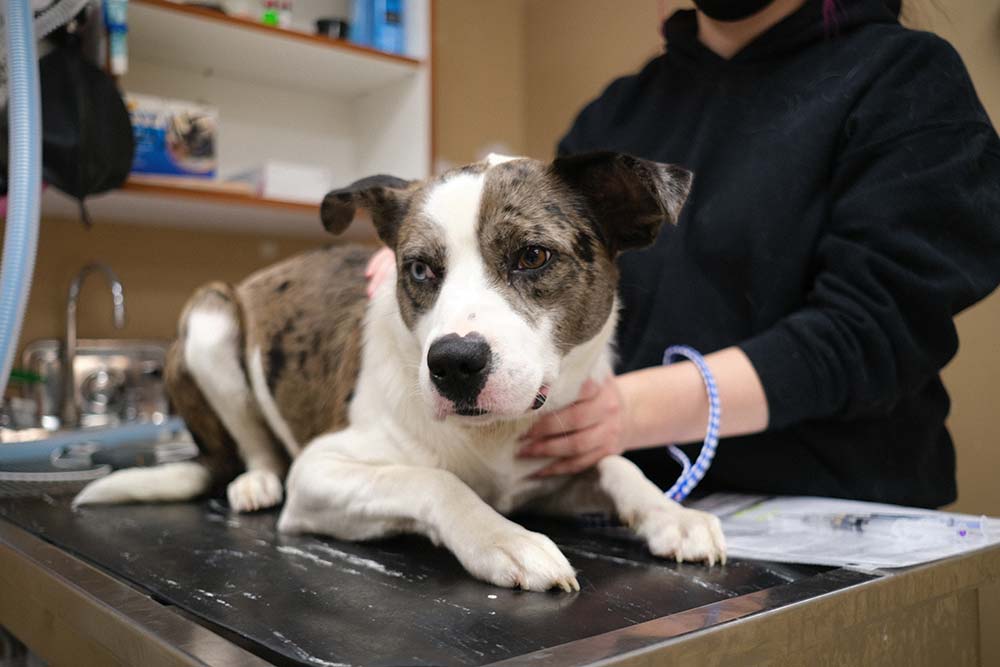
[427, 333, 492, 406]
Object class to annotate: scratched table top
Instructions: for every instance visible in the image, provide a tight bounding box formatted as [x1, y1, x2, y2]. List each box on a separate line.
[0, 495, 841, 666]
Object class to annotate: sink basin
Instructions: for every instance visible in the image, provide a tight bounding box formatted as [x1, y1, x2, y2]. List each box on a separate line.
[20, 338, 171, 430]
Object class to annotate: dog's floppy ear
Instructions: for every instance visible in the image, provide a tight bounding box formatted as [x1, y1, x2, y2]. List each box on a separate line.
[551, 152, 693, 254]
[320, 174, 416, 247]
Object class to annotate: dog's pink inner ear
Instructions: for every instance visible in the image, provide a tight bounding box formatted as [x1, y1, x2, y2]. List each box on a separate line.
[551, 152, 693, 254]
[320, 175, 415, 245]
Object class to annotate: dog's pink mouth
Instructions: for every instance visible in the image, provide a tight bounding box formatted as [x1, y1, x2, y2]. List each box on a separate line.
[433, 384, 549, 420]
[433, 400, 490, 421]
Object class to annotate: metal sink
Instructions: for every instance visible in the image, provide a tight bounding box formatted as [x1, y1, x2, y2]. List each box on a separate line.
[19, 338, 171, 431]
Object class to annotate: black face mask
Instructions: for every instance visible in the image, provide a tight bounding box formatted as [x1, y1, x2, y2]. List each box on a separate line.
[693, 0, 774, 21]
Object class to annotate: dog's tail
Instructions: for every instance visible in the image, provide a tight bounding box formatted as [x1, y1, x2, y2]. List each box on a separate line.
[71, 461, 212, 508]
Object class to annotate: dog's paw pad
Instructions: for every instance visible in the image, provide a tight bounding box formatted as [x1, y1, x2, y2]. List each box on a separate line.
[468, 529, 579, 592]
[643, 508, 726, 566]
[227, 470, 283, 513]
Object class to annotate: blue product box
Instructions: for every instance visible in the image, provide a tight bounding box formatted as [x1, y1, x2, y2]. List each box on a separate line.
[126, 93, 218, 179]
[351, 0, 373, 47]
[372, 0, 405, 55]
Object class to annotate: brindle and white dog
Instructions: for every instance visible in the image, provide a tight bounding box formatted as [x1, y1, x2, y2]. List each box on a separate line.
[74, 152, 725, 591]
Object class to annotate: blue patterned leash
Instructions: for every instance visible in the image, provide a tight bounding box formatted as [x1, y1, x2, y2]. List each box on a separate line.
[662, 345, 720, 502]
[576, 345, 719, 529]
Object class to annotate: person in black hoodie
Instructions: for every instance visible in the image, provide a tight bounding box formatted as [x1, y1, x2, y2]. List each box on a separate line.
[516, 0, 1000, 508]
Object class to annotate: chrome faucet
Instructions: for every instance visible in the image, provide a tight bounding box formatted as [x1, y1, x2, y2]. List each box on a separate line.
[62, 263, 126, 428]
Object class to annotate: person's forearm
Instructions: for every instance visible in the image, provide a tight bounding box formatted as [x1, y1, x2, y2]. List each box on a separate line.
[617, 346, 769, 449]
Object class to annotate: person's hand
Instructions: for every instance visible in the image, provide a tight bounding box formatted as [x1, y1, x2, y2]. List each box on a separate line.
[365, 247, 396, 299]
[517, 375, 629, 476]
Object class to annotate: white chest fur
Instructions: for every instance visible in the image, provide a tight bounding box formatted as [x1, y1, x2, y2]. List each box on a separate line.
[332, 282, 618, 515]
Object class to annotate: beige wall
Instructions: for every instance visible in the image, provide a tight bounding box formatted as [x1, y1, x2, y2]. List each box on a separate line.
[432, 0, 664, 162]
[524, 0, 665, 158]
[433, 0, 529, 167]
[11, 220, 321, 353]
[435, 0, 1000, 515]
[916, 2, 1000, 516]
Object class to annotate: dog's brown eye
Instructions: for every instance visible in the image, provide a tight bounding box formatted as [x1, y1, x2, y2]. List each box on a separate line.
[516, 246, 551, 271]
[409, 261, 436, 283]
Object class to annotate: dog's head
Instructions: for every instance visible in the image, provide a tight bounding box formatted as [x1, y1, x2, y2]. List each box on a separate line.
[322, 152, 692, 422]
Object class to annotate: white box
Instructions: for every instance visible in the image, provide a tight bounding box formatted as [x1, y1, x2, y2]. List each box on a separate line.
[228, 161, 335, 204]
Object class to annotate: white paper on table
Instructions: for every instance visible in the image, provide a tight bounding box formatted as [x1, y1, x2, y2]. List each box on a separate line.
[687, 493, 1000, 571]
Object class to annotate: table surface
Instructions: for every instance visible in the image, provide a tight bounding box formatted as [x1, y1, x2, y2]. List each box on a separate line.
[0, 495, 877, 666]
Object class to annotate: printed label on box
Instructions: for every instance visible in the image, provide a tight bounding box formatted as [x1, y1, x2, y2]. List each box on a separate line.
[127, 94, 218, 179]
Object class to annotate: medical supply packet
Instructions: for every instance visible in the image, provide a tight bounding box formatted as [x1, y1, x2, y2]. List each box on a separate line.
[690, 493, 1000, 571]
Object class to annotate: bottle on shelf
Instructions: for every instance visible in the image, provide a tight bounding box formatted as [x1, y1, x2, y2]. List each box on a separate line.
[351, 0, 406, 55]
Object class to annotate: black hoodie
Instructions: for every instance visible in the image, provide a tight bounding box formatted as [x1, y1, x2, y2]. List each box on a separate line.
[558, 0, 1000, 507]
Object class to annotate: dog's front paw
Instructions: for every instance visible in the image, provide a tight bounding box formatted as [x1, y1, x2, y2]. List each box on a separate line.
[227, 470, 283, 512]
[640, 507, 726, 566]
[462, 528, 580, 592]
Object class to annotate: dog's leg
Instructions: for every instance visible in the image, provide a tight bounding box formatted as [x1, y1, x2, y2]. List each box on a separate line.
[184, 284, 287, 512]
[279, 433, 580, 592]
[536, 456, 726, 565]
[165, 339, 243, 493]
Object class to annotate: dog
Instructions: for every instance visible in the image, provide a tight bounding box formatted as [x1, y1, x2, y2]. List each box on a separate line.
[74, 152, 726, 591]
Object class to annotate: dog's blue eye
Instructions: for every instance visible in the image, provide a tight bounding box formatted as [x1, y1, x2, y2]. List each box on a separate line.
[409, 261, 435, 282]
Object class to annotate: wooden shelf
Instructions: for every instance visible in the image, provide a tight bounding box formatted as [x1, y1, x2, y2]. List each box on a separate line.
[40, 179, 377, 242]
[62, 0, 430, 240]
[130, 0, 422, 97]
[123, 177, 313, 212]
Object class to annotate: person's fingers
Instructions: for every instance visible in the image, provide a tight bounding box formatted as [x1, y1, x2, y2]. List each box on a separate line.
[519, 423, 604, 459]
[522, 399, 605, 442]
[522, 379, 607, 441]
[372, 262, 390, 291]
[367, 247, 394, 275]
[365, 247, 385, 277]
[576, 378, 602, 401]
[379, 248, 395, 272]
[366, 249, 396, 298]
[532, 445, 611, 477]
[375, 256, 393, 282]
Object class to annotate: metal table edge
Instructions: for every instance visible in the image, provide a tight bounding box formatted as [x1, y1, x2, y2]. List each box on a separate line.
[482, 566, 872, 667]
[3, 509, 997, 667]
[0, 516, 274, 667]
[488, 545, 1000, 667]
